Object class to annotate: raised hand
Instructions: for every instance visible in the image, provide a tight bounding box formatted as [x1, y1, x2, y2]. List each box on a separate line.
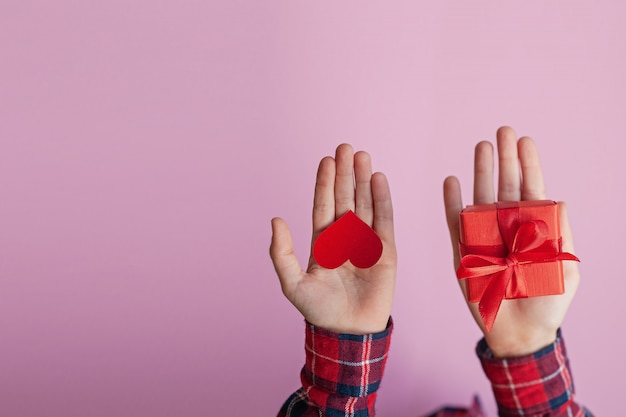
[270, 144, 396, 335]
[443, 127, 580, 357]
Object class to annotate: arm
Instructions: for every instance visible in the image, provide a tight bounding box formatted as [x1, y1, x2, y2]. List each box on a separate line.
[443, 127, 591, 415]
[271, 144, 397, 416]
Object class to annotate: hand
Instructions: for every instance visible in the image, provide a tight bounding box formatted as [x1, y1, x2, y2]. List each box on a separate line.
[443, 127, 580, 357]
[270, 144, 396, 335]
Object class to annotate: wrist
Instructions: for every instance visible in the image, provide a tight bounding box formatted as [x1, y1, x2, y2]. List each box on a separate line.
[485, 329, 557, 358]
[305, 317, 392, 336]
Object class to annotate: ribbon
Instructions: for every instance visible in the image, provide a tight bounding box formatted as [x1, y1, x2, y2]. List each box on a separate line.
[456, 202, 579, 332]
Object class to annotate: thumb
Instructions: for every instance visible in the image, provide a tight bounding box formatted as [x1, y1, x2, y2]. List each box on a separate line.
[557, 201, 580, 296]
[557, 201, 576, 254]
[270, 217, 304, 298]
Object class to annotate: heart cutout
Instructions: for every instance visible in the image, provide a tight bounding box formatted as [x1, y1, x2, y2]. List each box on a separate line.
[313, 210, 383, 269]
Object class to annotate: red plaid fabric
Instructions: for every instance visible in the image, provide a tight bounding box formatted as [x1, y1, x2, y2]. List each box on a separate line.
[477, 330, 593, 416]
[278, 320, 392, 417]
[278, 323, 593, 417]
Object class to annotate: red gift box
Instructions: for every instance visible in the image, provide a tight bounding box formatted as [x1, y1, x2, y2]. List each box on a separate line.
[456, 200, 578, 331]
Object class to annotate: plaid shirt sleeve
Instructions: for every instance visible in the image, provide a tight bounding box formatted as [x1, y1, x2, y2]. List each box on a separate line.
[477, 329, 594, 417]
[277, 319, 392, 417]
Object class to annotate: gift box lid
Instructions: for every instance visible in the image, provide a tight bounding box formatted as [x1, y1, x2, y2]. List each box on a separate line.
[459, 200, 559, 247]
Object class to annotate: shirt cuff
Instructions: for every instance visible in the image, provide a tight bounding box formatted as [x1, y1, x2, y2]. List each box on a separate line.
[476, 329, 583, 416]
[300, 318, 392, 414]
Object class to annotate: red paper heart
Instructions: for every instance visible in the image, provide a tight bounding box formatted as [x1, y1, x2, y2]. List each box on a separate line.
[313, 210, 383, 269]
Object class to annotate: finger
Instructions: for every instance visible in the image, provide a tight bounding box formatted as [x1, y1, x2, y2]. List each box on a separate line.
[443, 176, 463, 269]
[371, 172, 394, 246]
[334, 144, 356, 217]
[496, 126, 521, 201]
[354, 151, 374, 226]
[270, 217, 305, 298]
[473, 141, 495, 204]
[312, 156, 336, 239]
[557, 202, 575, 254]
[518, 137, 546, 200]
[557, 202, 580, 295]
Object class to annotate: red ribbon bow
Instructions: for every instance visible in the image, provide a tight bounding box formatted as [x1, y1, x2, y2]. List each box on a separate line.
[456, 202, 579, 332]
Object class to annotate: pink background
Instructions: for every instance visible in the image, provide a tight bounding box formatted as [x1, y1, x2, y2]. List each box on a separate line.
[0, 1, 623, 416]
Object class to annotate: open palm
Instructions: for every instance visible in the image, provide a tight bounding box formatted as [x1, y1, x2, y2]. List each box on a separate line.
[443, 127, 580, 357]
[270, 144, 396, 335]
